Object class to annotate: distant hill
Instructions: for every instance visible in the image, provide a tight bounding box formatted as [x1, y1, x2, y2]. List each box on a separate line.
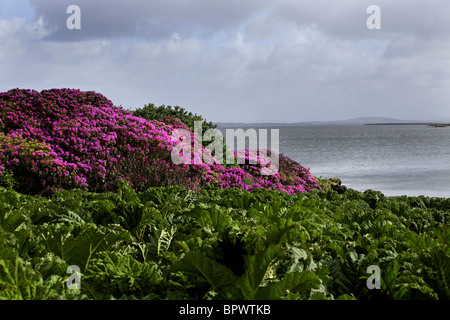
[338, 117, 426, 124]
[217, 117, 431, 127]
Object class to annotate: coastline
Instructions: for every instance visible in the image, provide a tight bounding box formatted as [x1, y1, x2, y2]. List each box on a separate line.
[316, 176, 450, 199]
[365, 123, 450, 127]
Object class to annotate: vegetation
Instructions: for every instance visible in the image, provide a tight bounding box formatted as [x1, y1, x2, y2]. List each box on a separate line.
[0, 88, 448, 301]
[0, 89, 320, 196]
[0, 183, 448, 300]
[132, 102, 232, 168]
[132, 102, 217, 137]
[429, 123, 450, 128]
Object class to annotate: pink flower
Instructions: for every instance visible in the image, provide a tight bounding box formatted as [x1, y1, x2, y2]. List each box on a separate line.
[0, 88, 320, 195]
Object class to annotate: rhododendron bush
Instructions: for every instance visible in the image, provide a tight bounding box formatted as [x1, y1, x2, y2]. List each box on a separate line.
[229, 149, 321, 194]
[0, 88, 320, 195]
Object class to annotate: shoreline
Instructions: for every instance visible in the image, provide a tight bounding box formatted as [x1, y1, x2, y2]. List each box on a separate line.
[316, 176, 450, 199]
[365, 123, 450, 127]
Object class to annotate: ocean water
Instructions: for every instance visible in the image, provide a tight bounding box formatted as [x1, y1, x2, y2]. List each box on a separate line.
[217, 124, 450, 198]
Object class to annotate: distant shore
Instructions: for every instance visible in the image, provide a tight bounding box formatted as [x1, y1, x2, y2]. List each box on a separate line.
[365, 123, 450, 127]
[218, 121, 450, 128]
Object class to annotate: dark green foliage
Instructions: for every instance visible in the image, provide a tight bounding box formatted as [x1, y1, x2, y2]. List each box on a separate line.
[0, 170, 16, 189]
[0, 184, 448, 300]
[85, 252, 163, 298]
[215, 233, 247, 277]
[132, 102, 232, 162]
[133, 103, 217, 134]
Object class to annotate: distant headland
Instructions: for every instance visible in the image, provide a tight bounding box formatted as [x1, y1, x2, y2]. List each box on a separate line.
[217, 117, 450, 127]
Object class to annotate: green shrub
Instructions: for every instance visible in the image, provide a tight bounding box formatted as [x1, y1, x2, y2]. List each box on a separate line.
[0, 185, 448, 300]
[132, 102, 231, 162]
[133, 103, 217, 134]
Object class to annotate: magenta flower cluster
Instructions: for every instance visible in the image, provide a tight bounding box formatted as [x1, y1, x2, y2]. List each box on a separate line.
[206, 149, 321, 194]
[0, 88, 320, 195]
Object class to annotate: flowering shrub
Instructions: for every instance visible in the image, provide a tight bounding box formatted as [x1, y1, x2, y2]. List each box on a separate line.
[133, 104, 230, 166]
[0, 132, 81, 194]
[0, 88, 208, 194]
[132, 103, 217, 138]
[209, 149, 321, 194]
[0, 88, 320, 195]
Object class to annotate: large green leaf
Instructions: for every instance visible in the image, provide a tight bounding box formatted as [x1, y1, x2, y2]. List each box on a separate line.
[64, 224, 130, 272]
[265, 219, 296, 246]
[256, 271, 321, 300]
[41, 223, 130, 272]
[238, 244, 279, 300]
[0, 202, 30, 233]
[171, 251, 237, 292]
[39, 224, 73, 260]
[85, 251, 162, 298]
[0, 257, 66, 300]
[0, 258, 40, 300]
[143, 222, 177, 261]
[208, 206, 233, 234]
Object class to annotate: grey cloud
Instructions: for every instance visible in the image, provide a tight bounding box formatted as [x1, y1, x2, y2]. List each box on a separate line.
[1, 1, 449, 123]
[28, 0, 450, 65]
[29, 0, 270, 41]
[264, 0, 450, 41]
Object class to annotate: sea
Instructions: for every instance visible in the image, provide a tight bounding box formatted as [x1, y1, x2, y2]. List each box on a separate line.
[217, 124, 450, 198]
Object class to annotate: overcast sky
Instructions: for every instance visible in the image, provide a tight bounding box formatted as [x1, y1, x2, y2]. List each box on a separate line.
[0, 0, 449, 123]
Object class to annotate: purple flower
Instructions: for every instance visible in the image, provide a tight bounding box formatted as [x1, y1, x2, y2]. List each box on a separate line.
[0, 88, 320, 195]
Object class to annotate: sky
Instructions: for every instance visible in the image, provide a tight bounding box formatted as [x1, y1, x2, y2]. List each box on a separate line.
[0, 0, 449, 123]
